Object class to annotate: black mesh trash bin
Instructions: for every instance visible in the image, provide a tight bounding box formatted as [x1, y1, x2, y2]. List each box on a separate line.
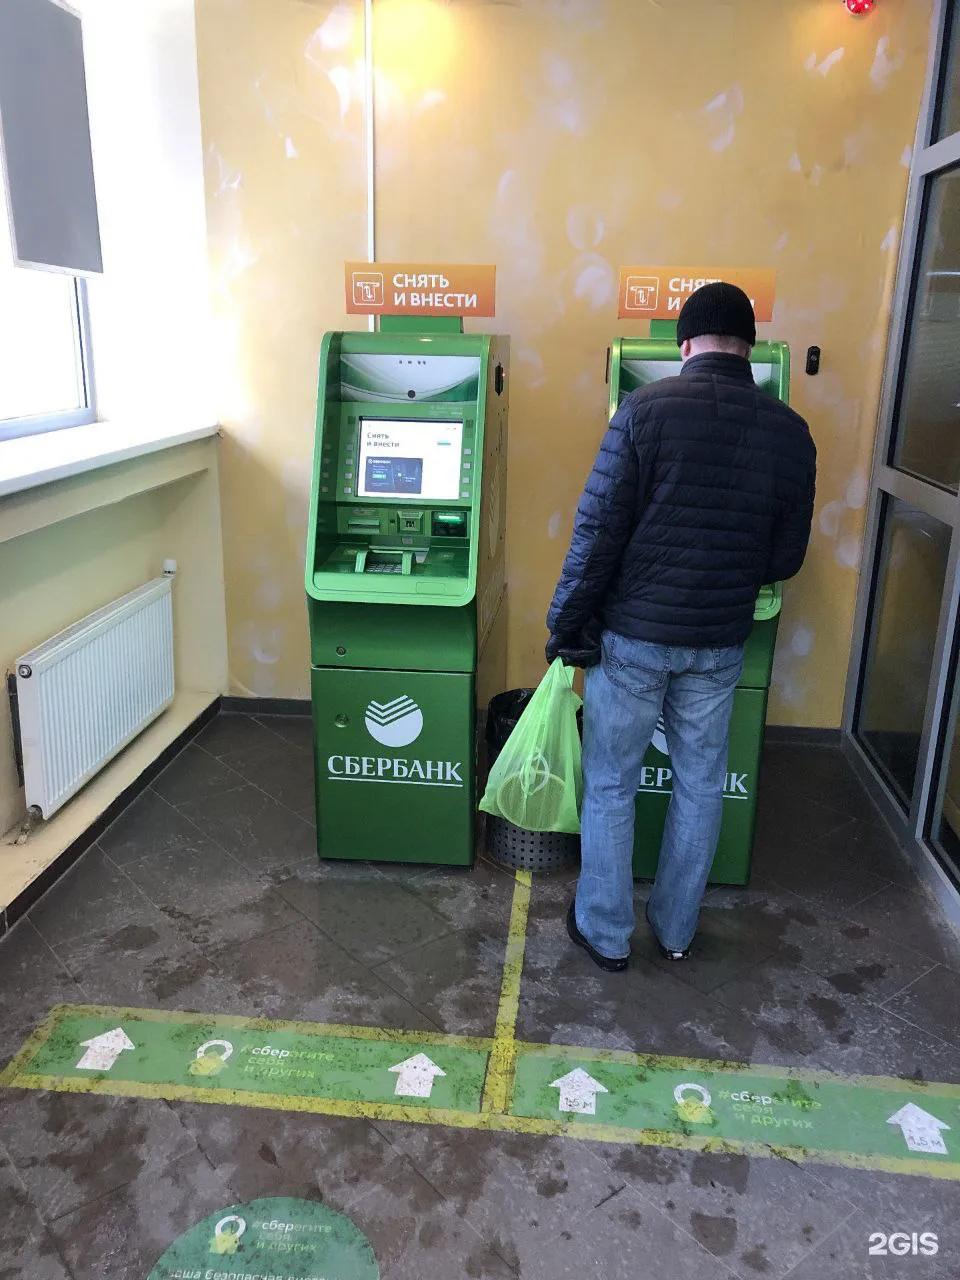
[483, 690, 580, 873]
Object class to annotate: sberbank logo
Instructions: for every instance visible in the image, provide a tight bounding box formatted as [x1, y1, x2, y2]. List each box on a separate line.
[643, 719, 749, 800]
[364, 695, 424, 748]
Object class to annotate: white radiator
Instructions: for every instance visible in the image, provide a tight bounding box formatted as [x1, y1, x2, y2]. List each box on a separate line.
[14, 576, 175, 819]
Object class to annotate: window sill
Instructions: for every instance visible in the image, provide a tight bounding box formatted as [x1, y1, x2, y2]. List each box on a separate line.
[0, 420, 220, 499]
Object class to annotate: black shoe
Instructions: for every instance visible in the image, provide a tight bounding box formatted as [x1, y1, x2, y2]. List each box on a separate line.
[566, 902, 629, 972]
[645, 905, 691, 961]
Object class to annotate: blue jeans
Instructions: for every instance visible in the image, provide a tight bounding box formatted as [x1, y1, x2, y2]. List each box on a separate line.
[575, 633, 745, 959]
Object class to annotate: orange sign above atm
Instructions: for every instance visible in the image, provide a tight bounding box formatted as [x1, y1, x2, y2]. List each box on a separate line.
[617, 267, 776, 322]
[345, 263, 497, 317]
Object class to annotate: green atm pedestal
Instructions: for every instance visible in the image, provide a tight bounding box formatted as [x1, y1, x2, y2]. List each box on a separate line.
[305, 320, 509, 866]
[609, 332, 790, 887]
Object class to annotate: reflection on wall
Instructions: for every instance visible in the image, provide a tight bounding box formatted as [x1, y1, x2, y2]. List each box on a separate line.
[197, 0, 933, 726]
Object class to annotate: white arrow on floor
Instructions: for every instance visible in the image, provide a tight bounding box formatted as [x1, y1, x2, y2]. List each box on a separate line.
[388, 1054, 446, 1099]
[75, 1028, 135, 1072]
[550, 1068, 608, 1116]
[887, 1103, 950, 1155]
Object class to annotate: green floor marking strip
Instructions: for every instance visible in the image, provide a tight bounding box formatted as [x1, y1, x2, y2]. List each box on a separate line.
[4, 1005, 960, 1181]
[2, 1006, 489, 1115]
[511, 1043, 960, 1176]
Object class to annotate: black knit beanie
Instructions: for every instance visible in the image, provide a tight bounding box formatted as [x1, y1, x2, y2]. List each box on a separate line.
[676, 282, 757, 348]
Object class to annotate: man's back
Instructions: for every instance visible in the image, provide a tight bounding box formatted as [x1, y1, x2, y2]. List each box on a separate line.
[548, 351, 816, 650]
[549, 282, 818, 972]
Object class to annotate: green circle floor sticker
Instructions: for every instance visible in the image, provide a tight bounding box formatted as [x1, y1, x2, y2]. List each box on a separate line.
[147, 1197, 379, 1280]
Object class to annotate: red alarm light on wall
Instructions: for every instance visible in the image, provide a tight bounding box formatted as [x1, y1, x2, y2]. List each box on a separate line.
[844, 0, 874, 14]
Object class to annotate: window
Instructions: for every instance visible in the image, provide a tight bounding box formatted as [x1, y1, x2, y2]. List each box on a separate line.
[888, 166, 960, 490]
[0, 0, 100, 441]
[856, 498, 952, 806]
[0, 248, 94, 440]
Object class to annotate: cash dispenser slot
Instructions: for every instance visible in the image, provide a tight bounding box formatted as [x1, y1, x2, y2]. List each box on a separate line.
[354, 548, 415, 575]
[346, 516, 382, 536]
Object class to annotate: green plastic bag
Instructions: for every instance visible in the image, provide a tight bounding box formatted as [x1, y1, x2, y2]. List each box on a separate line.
[479, 659, 583, 835]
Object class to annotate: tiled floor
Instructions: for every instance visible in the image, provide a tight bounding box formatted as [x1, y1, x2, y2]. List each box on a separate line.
[1, 714, 959, 1278]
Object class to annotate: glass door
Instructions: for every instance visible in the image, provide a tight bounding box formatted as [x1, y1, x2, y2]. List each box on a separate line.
[847, 0, 960, 908]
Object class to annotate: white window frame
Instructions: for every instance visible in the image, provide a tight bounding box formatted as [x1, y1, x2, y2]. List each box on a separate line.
[0, 273, 97, 443]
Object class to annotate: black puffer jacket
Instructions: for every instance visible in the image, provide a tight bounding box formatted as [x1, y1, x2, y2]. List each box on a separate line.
[547, 352, 817, 648]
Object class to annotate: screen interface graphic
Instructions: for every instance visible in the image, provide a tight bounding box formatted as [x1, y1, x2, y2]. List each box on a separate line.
[357, 419, 464, 501]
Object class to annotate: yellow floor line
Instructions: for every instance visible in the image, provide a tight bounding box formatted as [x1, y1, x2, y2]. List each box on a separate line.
[480, 868, 533, 1114]
[35, 1004, 493, 1050]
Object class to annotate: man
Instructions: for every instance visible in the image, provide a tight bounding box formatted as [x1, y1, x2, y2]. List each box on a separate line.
[546, 282, 816, 971]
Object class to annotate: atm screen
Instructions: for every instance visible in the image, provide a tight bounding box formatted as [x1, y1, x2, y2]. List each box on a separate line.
[357, 418, 463, 501]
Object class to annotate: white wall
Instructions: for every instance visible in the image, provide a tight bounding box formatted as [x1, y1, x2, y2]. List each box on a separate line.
[77, 0, 215, 430]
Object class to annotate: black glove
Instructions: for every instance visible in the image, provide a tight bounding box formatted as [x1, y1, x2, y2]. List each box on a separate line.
[545, 619, 602, 669]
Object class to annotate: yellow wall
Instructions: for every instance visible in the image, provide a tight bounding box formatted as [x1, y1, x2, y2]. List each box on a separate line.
[197, 0, 933, 726]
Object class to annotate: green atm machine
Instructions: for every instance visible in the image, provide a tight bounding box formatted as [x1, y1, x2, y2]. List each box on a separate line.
[305, 319, 509, 866]
[609, 329, 789, 886]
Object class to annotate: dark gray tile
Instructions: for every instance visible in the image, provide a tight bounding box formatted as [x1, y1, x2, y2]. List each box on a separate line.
[753, 790, 853, 857]
[802, 1157, 960, 1218]
[527, 876, 775, 1002]
[881, 966, 960, 1047]
[756, 839, 893, 915]
[152, 742, 243, 808]
[178, 783, 317, 872]
[779, 1208, 957, 1279]
[270, 860, 452, 965]
[515, 977, 641, 1053]
[348, 1155, 518, 1279]
[172, 1104, 408, 1209]
[711, 956, 960, 1079]
[0, 922, 86, 1066]
[593, 1144, 855, 1280]
[525, 868, 580, 924]
[786, 933, 935, 1006]
[629, 900, 782, 995]
[194, 712, 287, 759]
[516, 1184, 735, 1280]
[0, 1146, 72, 1280]
[817, 816, 923, 890]
[373, 927, 507, 1037]
[50, 913, 234, 1012]
[520, 916, 785, 1064]
[209, 918, 439, 1029]
[223, 738, 317, 817]
[47, 1147, 236, 1279]
[254, 713, 313, 752]
[702, 887, 936, 1003]
[759, 743, 881, 825]
[27, 846, 160, 947]
[373, 1124, 624, 1260]
[0, 1090, 196, 1221]
[841, 884, 960, 972]
[122, 841, 304, 950]
[377, 856, 518, 932]
[98, 787, 210, 866]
